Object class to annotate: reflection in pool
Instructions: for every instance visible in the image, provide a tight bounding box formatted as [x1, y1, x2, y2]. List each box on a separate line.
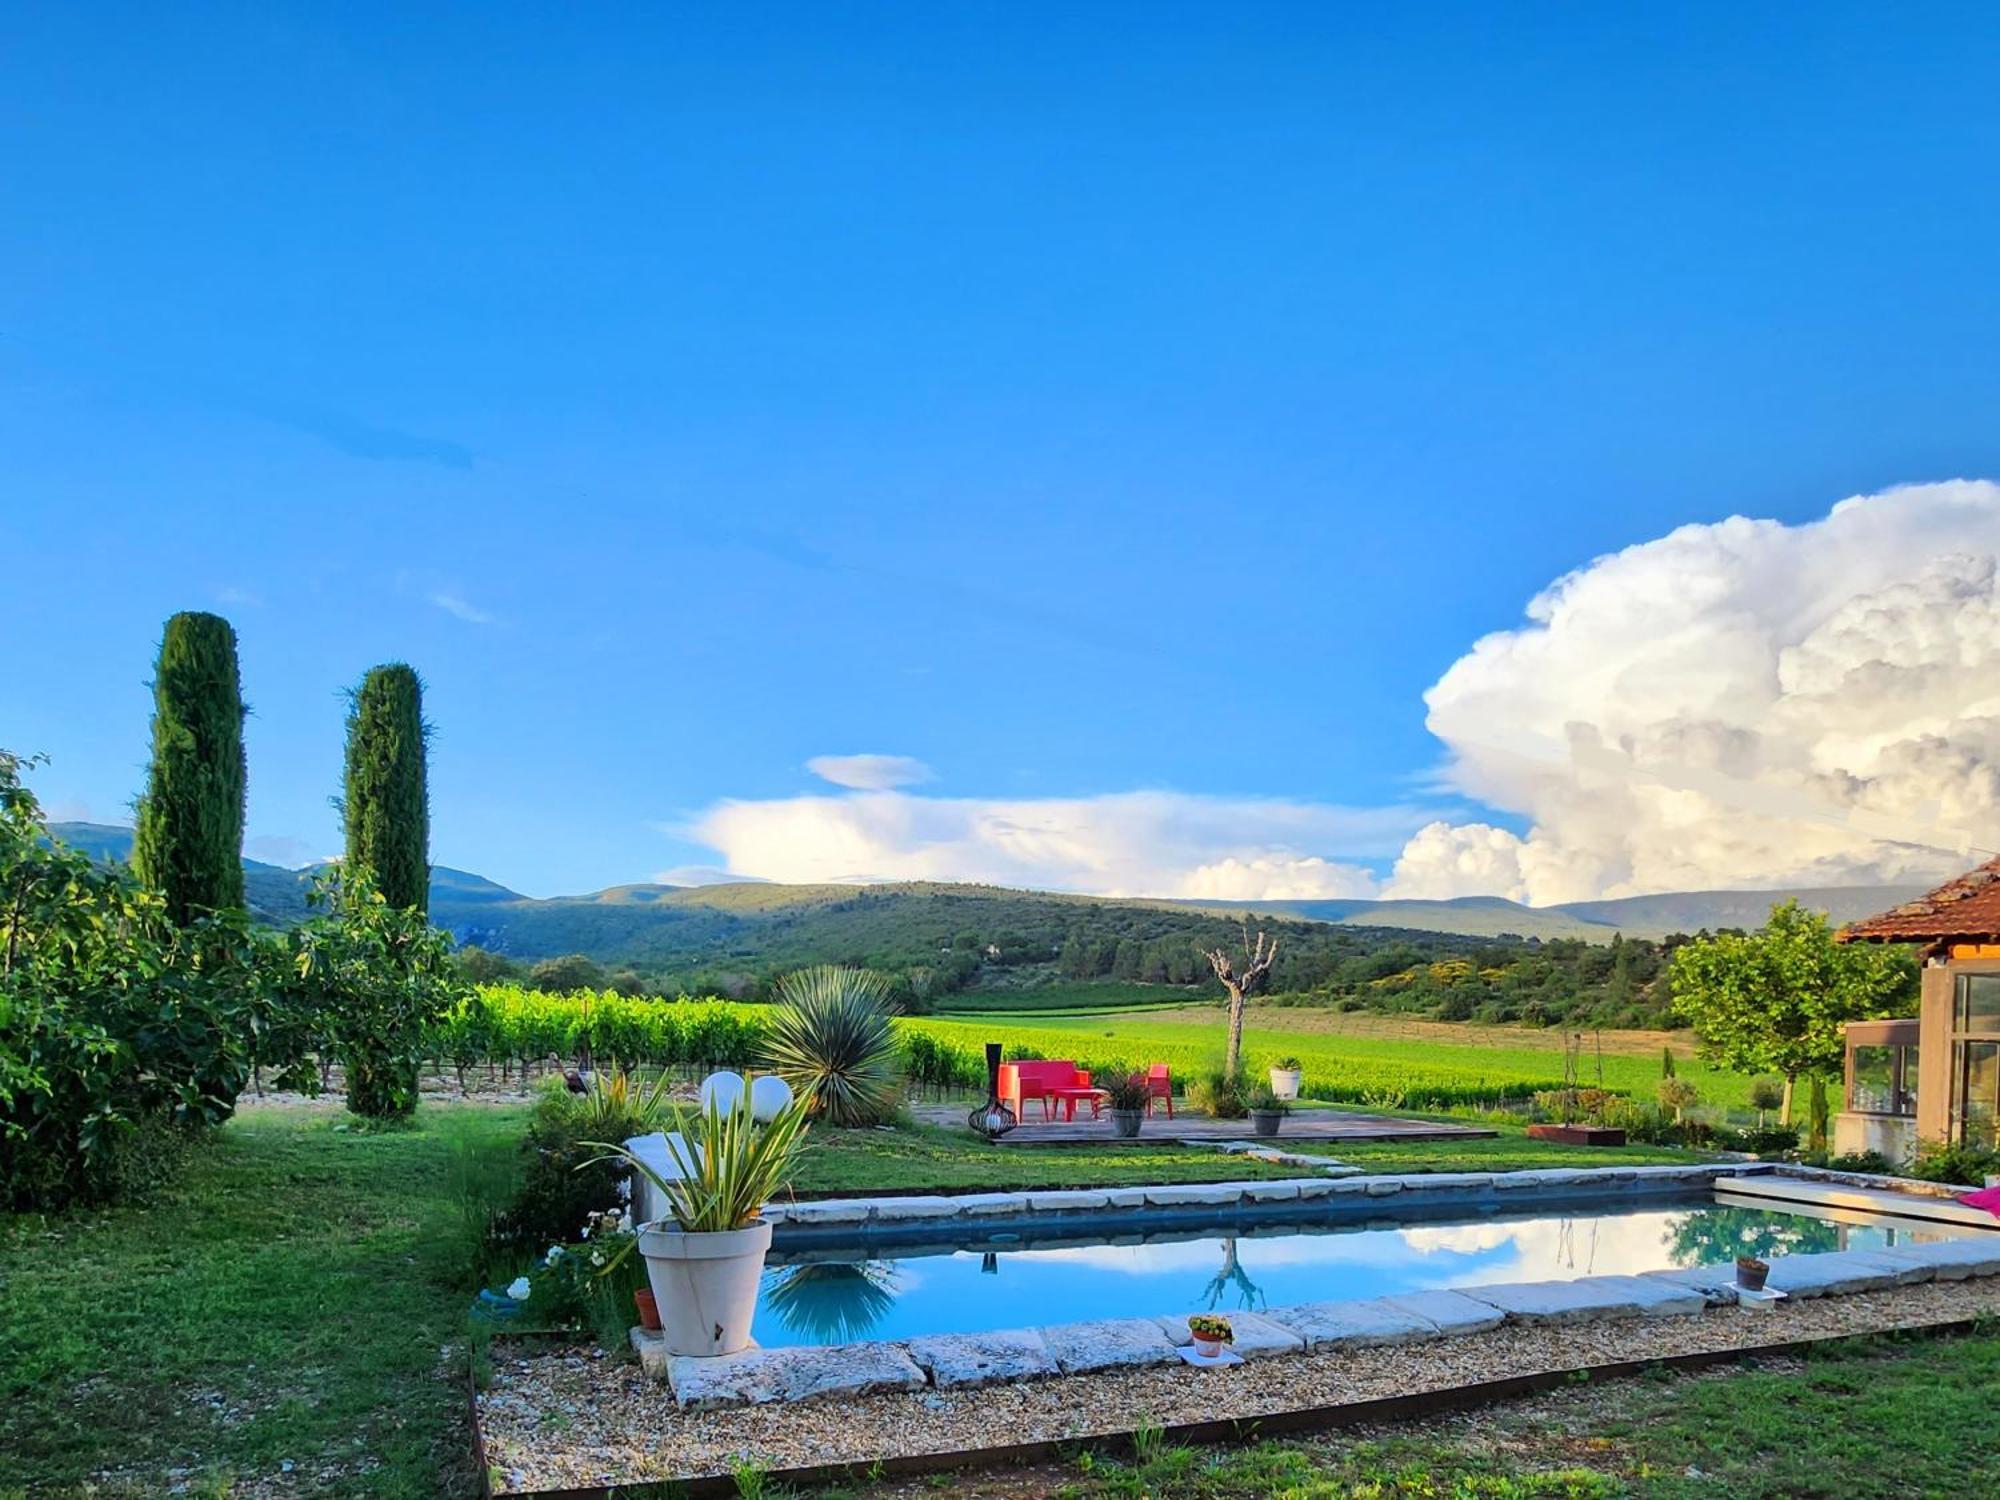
[750, 1198, 1939, 1349]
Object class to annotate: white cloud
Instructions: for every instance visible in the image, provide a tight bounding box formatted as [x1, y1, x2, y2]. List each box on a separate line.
[430, 591, 496, 625]
[806, 753, 935, 790]
[1388, 480, 2000, 904]
[653, 865, 771, 887]
[686, 789, 1422, 898]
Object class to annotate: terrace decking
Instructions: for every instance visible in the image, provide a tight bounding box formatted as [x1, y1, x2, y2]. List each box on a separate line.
[910, 1101, 1495, 1144]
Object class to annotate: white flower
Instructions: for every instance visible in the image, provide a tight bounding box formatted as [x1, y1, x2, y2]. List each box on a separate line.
[590, 1250, 605, 1267]
[506, 1277, 531, 1301]
[580, 1223, 591, 1239]
[544, 1246, 563, 1266]
[617, 1177, 632, 1202]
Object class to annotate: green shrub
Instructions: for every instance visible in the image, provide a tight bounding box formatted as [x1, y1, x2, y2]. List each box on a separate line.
[1910, 1140, 2000, 1187]
[495, 1074, 672, 1250]
[1825, 1150, 1897, 1175]
[1189, 1068, 1248, 1120]
[761, 966, 902, 1126]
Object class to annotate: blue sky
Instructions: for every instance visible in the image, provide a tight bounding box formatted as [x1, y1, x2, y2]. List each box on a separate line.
[7, 4, 2000, 901]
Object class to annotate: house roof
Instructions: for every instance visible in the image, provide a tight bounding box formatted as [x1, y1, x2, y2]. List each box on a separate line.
[1838, 856, 2000, 943]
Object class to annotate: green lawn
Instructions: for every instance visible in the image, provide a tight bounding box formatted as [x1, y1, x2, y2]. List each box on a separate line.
[0, 1102, 525, 1500]
[849, 1328, 2000, 1498]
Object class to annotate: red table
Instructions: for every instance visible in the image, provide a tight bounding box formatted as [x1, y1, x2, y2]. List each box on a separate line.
[1047, 1085, 1110, 1121]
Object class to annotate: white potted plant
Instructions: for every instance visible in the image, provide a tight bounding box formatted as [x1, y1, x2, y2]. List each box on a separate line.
[1269, 1056, 1302, 1100]
[592, 1091, 810, 1358]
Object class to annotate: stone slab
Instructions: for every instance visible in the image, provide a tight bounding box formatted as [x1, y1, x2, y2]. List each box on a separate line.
[1036, 1317, 1181, 1373]
[956, 1192, 1035, 1215]
[629, 1325, 670, 1379]
[1761, 1250, 1906, 1300]
[1875, 1236, 2000, 1280]
[777, 1198, 876, 1224]
[1265, 1296, 1440, 1349]
[1643, 1265, 1741, 1307]
[906, 1328, 1058, 1388]
[666, 1341, 927, 1409]
[869, 1196, 963, 1221]
[1141, 1183, 1246, 1208]
[1153, 1310, 1304, 1359]
[1377, 1289, 1506, 1335]
[1025, 1189, 1113, 1213]
[1459, 1274, 1703, 1323]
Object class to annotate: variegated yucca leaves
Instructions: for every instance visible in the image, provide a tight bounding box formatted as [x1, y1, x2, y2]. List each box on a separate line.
[760, 965, 904, 1126]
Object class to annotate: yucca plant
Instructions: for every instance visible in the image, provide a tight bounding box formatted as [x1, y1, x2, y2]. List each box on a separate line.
[761, 965, 903, 1126]
[591, 1090, 810, 1234]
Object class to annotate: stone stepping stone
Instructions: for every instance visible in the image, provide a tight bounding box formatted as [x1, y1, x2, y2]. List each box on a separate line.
[665, 1341, 927, 1409]
[1458, 1274, 1704, 1323]
[1153, 1311, 1304, 1359]
[906, 1329, 1058, 1388]
[1643, 1265, 1741, 1306]
[1263, 1296, 1441, 1349]
[1760, 1250, 1915, 1299]
[1036, 1317, 1181, 1373]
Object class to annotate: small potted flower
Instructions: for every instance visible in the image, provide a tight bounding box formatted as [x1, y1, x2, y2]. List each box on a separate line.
[1736, 1255, 1770, 1292]
[1102, 1073, 1154, 1138]
[1269, 1056, 1303, 1100]
[1246, 1083, 1288, 1136]
[1187, 1314, 1234, 1359]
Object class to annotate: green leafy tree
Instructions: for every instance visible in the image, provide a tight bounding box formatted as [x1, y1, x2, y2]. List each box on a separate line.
[1671, 900, 1916, 1121]
[131, 612, 247, 924]
[342, 664, 430, 914]
[292, 869, 465, 1117]
[529, 952, 606, 993]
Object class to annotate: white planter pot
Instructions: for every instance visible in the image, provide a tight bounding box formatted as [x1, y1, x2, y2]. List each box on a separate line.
[637, 1219, 773, 1357]
[1269, 1067, 1301, 1100]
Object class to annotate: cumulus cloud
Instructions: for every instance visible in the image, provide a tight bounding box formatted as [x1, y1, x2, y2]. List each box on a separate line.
[686, 790, 1419, 898]
[806, 753, 935, 790]
[1388, 480, 2000, 904]
[653, 865, 772, 887]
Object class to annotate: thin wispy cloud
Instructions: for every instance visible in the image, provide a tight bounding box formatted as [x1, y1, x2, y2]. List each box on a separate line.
[430, 591, 497, 626]
[807, 753, 935, 790]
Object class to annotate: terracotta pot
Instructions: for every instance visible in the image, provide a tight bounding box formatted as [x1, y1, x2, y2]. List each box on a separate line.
[634, 1288, 662, 1332]
[1192, 1336, 1225, 1358]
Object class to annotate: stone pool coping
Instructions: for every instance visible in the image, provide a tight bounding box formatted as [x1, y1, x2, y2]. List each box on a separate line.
[633, 1159, 2000, 1409]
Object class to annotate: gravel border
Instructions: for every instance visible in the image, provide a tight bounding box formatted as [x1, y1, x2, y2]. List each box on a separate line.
[477, 1277, 2000, 1493]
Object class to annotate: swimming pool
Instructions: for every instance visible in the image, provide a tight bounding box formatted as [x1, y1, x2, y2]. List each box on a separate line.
[750, 1196, 1945, 1348]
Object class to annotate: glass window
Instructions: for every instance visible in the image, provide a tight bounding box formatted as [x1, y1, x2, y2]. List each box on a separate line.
[1851, 1045, 1898, 1114]
[1955, 1040, 2000, 1148]
[1956, 973, 2000, 1033]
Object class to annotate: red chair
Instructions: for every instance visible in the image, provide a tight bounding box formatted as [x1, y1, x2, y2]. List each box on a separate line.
[1144, 1063, 1174, 1117]
[998, 1060, 1088, 1121]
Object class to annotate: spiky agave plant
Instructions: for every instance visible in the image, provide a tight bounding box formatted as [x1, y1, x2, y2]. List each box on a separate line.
[761, 965, 903, 1126]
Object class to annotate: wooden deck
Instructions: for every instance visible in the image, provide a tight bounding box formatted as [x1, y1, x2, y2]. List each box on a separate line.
[911, 1102, 1495, 1145]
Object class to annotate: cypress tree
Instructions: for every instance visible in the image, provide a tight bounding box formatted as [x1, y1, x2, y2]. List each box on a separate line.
[132, 612, 248, 923]
[342, 663, 430, 913]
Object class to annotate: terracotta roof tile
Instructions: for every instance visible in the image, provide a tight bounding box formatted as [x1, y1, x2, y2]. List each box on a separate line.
[1837, 856, 2000, 942]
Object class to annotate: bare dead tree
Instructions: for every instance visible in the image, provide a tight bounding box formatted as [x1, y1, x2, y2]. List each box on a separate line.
[1206, 922, 1278, 1082]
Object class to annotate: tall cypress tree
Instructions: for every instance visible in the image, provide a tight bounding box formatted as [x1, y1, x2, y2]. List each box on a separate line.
[342, 663, 430, 913]
[132, 611, 248, 923]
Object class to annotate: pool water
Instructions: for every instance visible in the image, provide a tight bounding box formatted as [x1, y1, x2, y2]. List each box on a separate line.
[750, 1198, 1936, 1348]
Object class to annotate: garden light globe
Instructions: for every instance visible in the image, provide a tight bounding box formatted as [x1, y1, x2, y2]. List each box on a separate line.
[749, 1074, 794, 1123]
[697, 1070, 746, 1113]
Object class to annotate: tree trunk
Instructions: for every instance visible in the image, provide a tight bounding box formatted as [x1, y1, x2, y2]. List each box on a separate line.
[1780, 1074, 1795, 1125]
[1224, 985, 1246, 1080]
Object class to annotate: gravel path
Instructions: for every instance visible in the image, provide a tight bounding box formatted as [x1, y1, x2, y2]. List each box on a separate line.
[477, 1278, 2000, 1493]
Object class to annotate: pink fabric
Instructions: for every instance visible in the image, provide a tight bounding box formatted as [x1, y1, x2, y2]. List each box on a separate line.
[1956, 1184, 2000, 1218]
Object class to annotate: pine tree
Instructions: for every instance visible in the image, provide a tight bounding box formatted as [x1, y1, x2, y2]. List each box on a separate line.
[341, 664, 430, 913]
[132, 612, 248, 923]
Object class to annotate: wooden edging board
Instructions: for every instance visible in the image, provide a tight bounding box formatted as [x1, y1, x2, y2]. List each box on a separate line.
[470, 1314, 1990, 1499]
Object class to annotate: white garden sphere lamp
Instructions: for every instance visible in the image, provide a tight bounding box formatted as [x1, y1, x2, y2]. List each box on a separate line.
[698, 1070, 746, 1114]
[750, 1074, 794, 1123]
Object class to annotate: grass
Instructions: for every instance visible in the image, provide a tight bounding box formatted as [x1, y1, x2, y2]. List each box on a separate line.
[0, 1102, 526, 1499]
[842, 1327, 2000, 1498]
[911, 1008, 1755, 1109]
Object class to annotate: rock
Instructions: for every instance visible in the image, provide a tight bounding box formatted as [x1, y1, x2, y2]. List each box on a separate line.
[1377, 1289, 1506, 1335]
[629, 1326, 671, 1380]
[1036, 1317, 1180, 1373]
[1141, 1184, 1245, 1208]
[906, 1329, 1058, 1388]
[1153, 1311, 1303, 1358]
[666, 1341, 927, 1409]
[1458, 1274, 1704, 1323]
[1364, 1178, 1405, 1197]
[1875, 1237, 2000, 1280]
[1025, 1189, 1113, 1213]
[1265, 1297, 1439, 1349]
[1238, 1180, 1304, 1203]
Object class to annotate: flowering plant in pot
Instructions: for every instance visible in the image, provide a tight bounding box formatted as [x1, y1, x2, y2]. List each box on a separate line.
[1269, 1056, 1303, 1100]
[589, 1091, 810, 1357]
[1187, 1314, 1234, 1358]
[1101, 1072, 1153, 1138]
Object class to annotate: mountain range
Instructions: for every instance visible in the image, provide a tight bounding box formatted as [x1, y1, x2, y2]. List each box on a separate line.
[48, 821, 1925, 965]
